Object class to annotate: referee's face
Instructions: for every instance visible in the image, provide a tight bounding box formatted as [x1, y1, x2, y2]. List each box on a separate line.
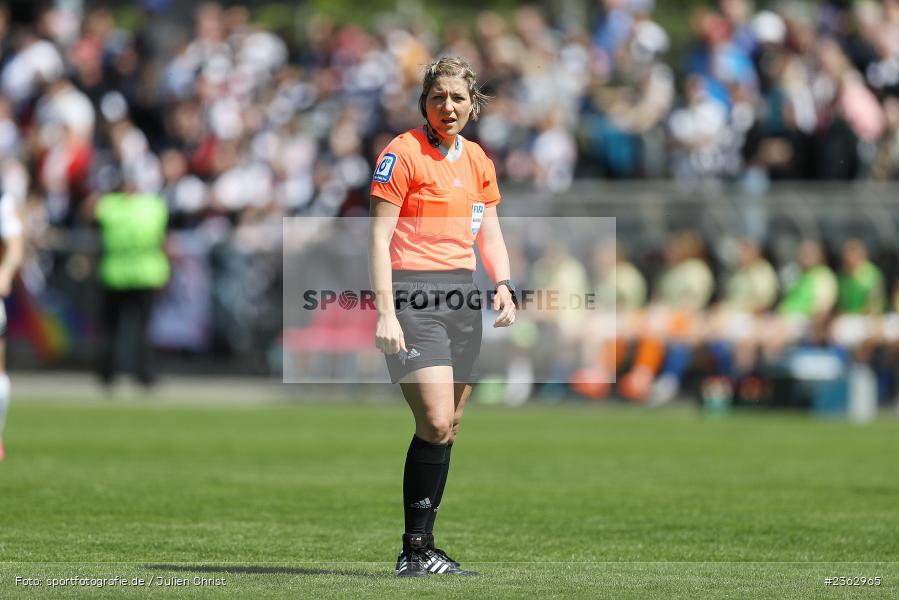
[425, 76, 473, 142]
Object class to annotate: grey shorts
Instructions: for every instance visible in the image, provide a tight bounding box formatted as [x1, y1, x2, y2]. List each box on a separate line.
[385, 270, 482, 384]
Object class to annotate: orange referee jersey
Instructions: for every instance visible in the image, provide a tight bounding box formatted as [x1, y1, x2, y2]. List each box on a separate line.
[370, 126, 501, 271]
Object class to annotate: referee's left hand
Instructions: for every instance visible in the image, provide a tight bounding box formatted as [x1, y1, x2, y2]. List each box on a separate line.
[493, 287, 516, 328]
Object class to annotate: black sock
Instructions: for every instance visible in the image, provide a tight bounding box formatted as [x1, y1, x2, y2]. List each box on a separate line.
[425, 442, 452, 535]
[403, 435, 449, 535]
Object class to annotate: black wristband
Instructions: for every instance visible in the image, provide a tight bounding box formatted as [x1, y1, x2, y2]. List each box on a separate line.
[494, 280, 518, 307]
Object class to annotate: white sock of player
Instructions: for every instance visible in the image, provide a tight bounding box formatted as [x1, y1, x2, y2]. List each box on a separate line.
[0, 373, 10, 436]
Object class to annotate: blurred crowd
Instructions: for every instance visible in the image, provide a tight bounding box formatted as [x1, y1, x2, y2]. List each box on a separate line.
[0, 0, 898, 247]
[3, 1, 899, 383]
[510, 232, 899, 406]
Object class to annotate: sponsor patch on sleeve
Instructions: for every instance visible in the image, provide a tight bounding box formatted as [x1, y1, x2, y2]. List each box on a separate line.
[373, 153, 397, 183]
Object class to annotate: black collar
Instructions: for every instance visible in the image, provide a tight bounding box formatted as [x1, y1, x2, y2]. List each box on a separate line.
[423, 124, 459, 154]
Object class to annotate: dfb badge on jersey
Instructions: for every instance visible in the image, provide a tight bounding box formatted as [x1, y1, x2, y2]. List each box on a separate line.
[471, 202, 485, 237]
[373, 153, 397, 183]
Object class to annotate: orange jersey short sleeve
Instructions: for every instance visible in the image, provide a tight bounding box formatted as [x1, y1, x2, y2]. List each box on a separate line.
[370, 127, 502, 271]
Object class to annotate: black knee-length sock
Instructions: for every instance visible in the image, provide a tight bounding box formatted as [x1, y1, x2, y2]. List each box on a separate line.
[403, 435, 449, 534]
[425, 442, 452, 535]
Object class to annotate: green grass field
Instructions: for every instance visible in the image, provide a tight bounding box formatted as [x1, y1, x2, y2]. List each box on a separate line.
[1, 396, 897, 599]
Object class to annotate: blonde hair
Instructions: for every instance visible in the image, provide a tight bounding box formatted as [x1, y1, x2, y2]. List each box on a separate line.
[418, 56, 490, 122]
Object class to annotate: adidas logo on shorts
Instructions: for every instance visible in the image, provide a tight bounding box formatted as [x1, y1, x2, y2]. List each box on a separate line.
[410, 497, 432, 509]
[397, 348, 420, 365]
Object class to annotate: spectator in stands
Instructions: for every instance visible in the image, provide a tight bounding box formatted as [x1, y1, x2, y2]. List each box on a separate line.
[872, 96, 899, 180]
[888, 282, 899, 404]
[160, 148, 208, 229]
[704, 236, 779, 380]
[620, 231, 714, 402]
[591, 240, 647, 314]
[572, 240, 647, 398]
[667, 75, 730, 179]
[852, 278, 899, 406]
[34, 77, 96, 226]
[532, 108, 577, 192]
[836, 238, 886, 316]
[582, 3, 674, 177]
[830, 238, 886, 359]
[759, 239, 838, 365]
[1, 28, 65, 110]
[720, 237, 780, 313]
[530, 239, 591, 342]
[743, 14, 817, 180]
[6, 0, 899, 246]
[4, 0, 899, 385]
[816, 37, 885, 178]
[653, 231, 716, 311]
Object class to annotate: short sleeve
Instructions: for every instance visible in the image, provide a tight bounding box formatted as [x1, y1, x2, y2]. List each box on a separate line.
[370, 141, 413, 207]
[0, 193, 21, 238]
[481, 155, 501, 207]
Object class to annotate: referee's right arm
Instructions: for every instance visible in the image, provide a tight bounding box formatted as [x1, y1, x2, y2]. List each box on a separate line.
[370, 197, 406, 354]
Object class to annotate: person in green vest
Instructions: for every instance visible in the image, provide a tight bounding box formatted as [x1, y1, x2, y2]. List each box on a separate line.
[761, 239, 837, 363]
[830, 239, 886, 353]
[777, 240, 838, 319]
[836, 239, 885, 315]
[94, 172, 169, 387]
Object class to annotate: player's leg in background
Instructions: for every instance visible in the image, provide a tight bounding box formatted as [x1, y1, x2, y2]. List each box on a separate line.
[134, 289, 157, 386]
[0, 337, 9, 461]
[97, 288, 124, 387]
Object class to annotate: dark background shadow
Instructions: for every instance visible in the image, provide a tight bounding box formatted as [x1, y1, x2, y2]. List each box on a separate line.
[144, 563, 384, 578]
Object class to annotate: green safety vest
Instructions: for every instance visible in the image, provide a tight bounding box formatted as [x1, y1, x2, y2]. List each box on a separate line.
[838, 261, 885, 314]
[779, 265, 834, 316]
[96, 192, 169, 290]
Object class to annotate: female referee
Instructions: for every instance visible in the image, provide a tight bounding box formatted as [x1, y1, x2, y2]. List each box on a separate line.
[369, 56, 516, 577]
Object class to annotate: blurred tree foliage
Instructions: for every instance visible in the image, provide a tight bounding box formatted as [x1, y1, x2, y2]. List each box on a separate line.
[107, 0, 778, 84]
